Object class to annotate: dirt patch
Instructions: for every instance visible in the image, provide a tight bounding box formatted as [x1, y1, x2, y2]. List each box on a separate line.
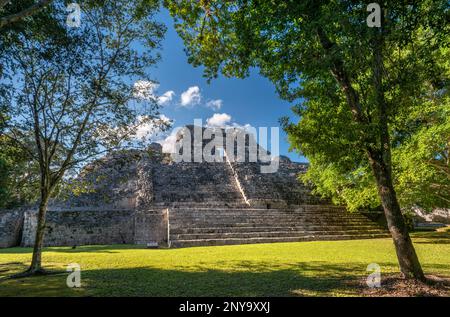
[357, 274, 450, 297]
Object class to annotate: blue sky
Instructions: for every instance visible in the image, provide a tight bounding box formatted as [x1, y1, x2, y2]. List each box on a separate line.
[148, 9, 306, 163]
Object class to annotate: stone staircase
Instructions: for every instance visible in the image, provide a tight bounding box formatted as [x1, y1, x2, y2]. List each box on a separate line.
[150, 159, 389, 248]
[169, 205, 390, 248]
[231, 162, 328, 205]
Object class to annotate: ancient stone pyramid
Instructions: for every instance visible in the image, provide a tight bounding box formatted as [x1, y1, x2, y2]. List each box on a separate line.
[1, 126, 389, 248]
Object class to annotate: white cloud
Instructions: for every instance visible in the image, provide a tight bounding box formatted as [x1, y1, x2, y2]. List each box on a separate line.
[157, 90, 175, 105]
[206, 113, 232, 127]
[205, 99, 223, 111]
[133, 80, 158, 101]
[180, 86, 201, 106]
[134, 81, 176, 106]
[134, 114, 172, 141]
[157, 127, 181, 154]
[230, 123, 255, 133]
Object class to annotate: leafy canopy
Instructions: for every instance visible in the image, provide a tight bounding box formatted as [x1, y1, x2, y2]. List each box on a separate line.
[166, 0, 449, 211]
[0, 0, 168, 202]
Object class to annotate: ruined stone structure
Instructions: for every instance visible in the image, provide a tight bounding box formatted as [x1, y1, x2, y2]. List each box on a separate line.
[0, 126, 389, 248]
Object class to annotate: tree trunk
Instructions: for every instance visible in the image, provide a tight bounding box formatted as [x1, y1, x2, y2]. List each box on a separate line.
[28, 194, 50, 273]
[368, 21, 425, 281]
[317, 17, 426, 281]
[368, 150, 425, 281]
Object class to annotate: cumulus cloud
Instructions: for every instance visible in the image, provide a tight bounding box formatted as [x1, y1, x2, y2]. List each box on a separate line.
[205, 113, 255, 132]
[180, 86, 201, 107]
[230, 123, 255, 133]
[157, 128, 181, 154]
[157, 90, 175, 105]
[133, 114, 172, 141]
[133, 80, 176, 106]
[206, 113, 232, 127]
[205, 99, 223, 111]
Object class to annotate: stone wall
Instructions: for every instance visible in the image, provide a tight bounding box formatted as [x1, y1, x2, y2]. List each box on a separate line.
[135, 160, 154, 209]
[60, 150, 144, 209]
[230, 161, 327, 207]
[134, 209, 169, 247]
[413, 208, 450, 224]
[151, 162, 246, 206]
[0, 210, 24, 248]
[21, 209, 135, 247]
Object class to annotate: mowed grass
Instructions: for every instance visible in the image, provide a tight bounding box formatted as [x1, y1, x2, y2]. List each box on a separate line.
[0, 230, 449, 297]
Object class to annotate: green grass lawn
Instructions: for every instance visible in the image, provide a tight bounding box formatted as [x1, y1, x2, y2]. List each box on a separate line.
[0, 230, 449, 297]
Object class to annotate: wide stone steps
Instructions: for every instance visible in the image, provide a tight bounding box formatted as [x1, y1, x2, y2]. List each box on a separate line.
[176, 213, 375, 220]
[171, 224, 382, 234]
[167, 205, 346, 211]
[168, 206, 388, 248]
[170, 215, 376, 224]
[152, 202, 249, 208]
[171, 233, 391, 248]
[167, 207, 370, 216]
[171, 223, 379, 232]
[170, 221, 376, 230]
[172, 229, 387, 240]
[170, 210, 370, 215]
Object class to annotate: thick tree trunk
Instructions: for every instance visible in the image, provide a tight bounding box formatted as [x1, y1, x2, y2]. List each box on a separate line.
[317, 17, 426, 281]
[368, 23, 425, 281]
[28, 194, 50, 273]
[368, 150, 425, 281]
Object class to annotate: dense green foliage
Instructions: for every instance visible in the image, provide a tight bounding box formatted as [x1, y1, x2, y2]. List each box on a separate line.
[166, 1, 449, 212]
[0, 1, 65, 207]
[0, 0, 169, 207]
[0, 1, 66, 76]
[0, 1, 168, 208]
[293, 43, 449, 212]
[0, 137, 38, 208]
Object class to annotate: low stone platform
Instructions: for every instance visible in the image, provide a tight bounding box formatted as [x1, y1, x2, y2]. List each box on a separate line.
[14, 204, 388, 248]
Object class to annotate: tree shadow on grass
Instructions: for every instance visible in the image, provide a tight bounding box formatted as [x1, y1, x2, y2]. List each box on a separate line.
[0, 244, 142, 255]
[0, 260, 396, 297]
[0, 262, 28, 274]
[1, 259, 449, 297]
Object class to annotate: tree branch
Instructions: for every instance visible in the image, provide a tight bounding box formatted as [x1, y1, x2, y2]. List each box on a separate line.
[316, 27, 367, 125]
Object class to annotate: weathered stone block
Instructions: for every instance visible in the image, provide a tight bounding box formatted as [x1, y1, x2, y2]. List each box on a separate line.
[21, 209, 134, 247]
[134, 209, 169, 247]
[0, 210, 24, 248]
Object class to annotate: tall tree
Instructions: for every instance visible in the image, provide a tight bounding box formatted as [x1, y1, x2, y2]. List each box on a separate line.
[284, 44, 449, 213]
[1, 1, 67, 208]
[0, 135, 37, 208]
[166, 0, 449, 280]
[1, 0, 167, 275]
